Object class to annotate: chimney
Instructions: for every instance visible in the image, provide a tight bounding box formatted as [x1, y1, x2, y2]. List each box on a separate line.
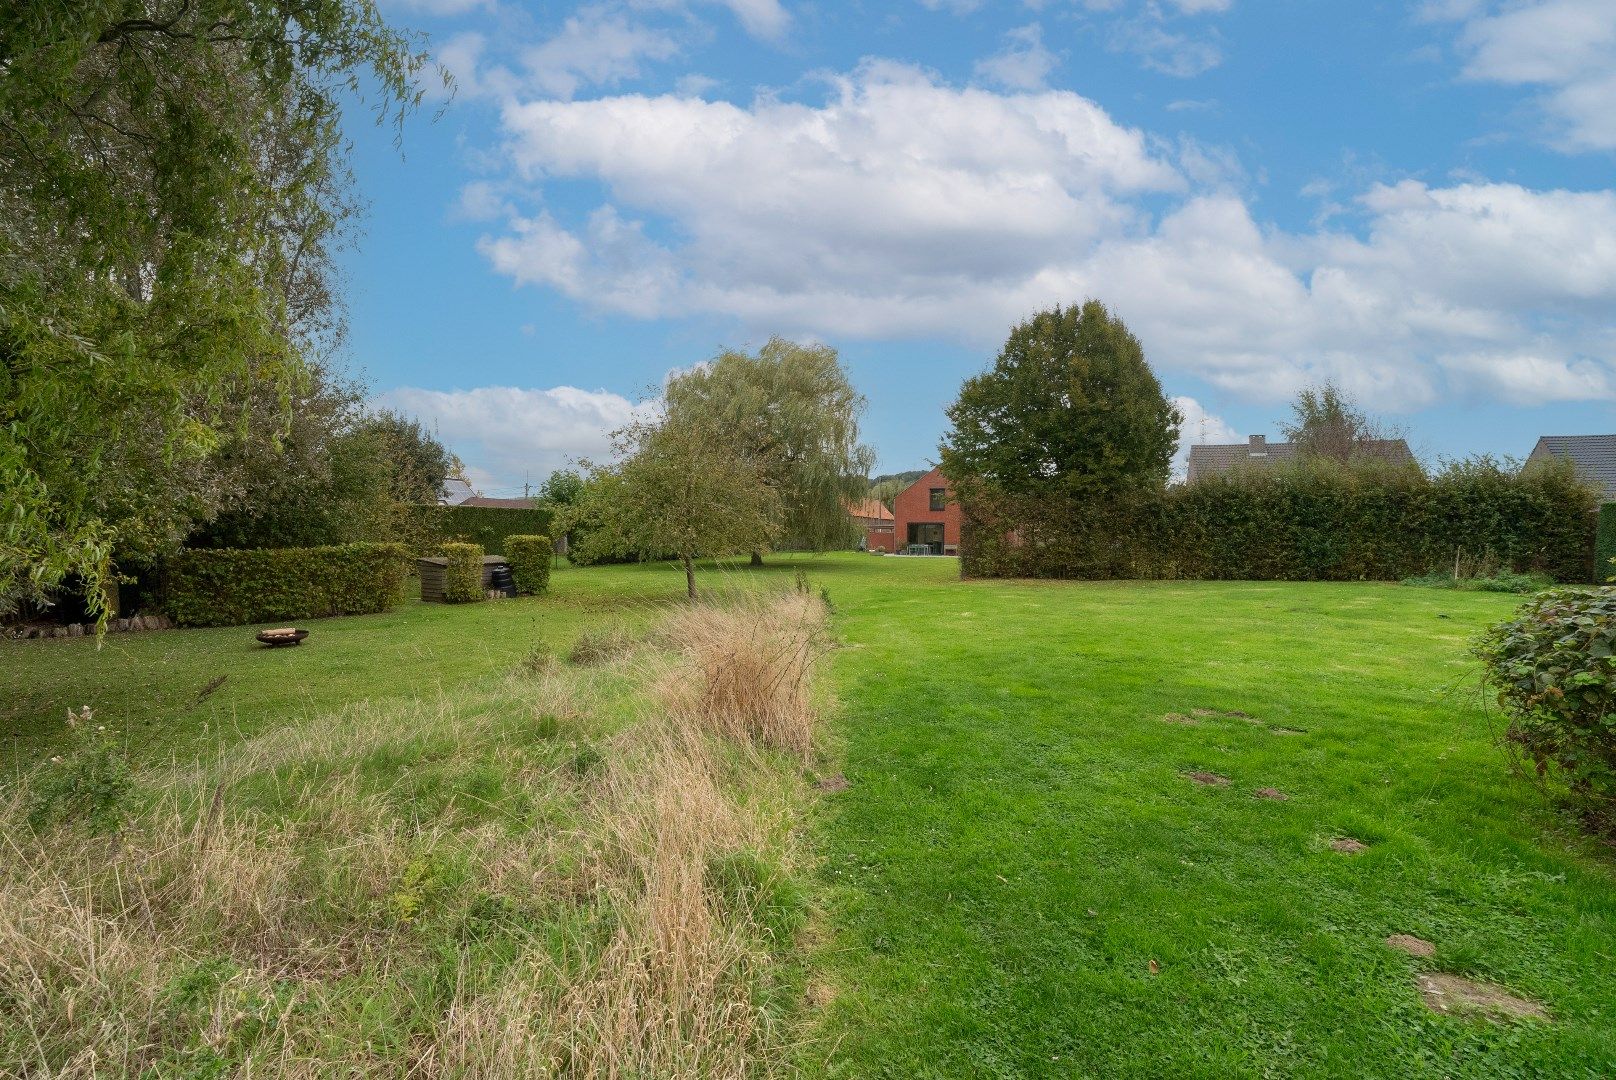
[1248, 434, 1267, 457]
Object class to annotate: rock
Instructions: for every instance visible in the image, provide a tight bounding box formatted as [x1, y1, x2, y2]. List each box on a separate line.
[156, 614, 171, 629]
[67, 623, 84, 637]
[52, 626, 67, 638]
[115, 618, 129, 632]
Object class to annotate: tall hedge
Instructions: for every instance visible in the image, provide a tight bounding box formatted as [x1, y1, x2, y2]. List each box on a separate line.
[442, 542, 484, 603]
[505, 535, 552, 595]
[961, 459, 1596, 583]
[432, 504, 553, 556]
[1596, 504, 1616, 583]
[163, 542, 408, 626]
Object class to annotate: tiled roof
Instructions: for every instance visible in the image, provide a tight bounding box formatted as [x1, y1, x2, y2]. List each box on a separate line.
[1185, 437, 1415, 481]
[847, 498, 894, 522]
[458, 495, 538, 509]
[1529, 435, 1616, 501]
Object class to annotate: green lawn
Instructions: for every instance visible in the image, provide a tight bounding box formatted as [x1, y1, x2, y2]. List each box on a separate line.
[5, 553, 1615, 1076]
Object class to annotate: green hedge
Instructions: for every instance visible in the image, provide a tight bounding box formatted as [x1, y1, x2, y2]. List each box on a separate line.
[163, 542, 408, 626]
[442, 542, 484, 603]
[434, 504, 553, 556]
[1596, 504, 1616, 583]
[961, 458, 1596, 583]
[505, 535, 552, 595]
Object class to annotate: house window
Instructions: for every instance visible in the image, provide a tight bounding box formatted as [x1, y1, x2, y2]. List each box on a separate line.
[929, 487, 946, 511]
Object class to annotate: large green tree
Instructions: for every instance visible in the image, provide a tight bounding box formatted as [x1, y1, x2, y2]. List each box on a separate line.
[1280, 381, 1398, 464]
[570, 401, 780, 599]
[0, 1, 432, 620]
[665, 338, 874, 562]
[941, 301, 1180, 499]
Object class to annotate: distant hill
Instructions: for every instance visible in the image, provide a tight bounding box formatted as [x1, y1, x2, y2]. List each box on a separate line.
[867, 470, 927, 505]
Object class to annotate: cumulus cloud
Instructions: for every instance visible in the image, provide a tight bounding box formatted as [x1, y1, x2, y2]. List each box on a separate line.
[473, 62, 1616, 412]
[1438, 0, 1616, 151]
[379, 385, 653, 489]
[975, 23, 1061, 90]
[523, 8, 681, 99]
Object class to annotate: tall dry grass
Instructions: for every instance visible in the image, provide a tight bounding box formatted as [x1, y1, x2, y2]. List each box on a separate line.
[0, 590, 829, 1078]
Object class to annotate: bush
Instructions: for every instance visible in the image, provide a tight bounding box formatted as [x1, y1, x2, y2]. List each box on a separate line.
[1401, 569, 1553, 595]
[434, 504, 553, 556]
[505, 535, 552, 595]
[1597, 504, 1616, 582]
[26, 706, 133, 833]
[442, 542, 484, 604]
[1477, 587, 1616, 830]
[961, 457, 1596, 584]
[163, 542, 408, 626]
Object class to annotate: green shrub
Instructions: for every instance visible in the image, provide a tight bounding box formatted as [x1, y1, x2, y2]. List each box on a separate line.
[1597, 504, 1616, 582]
[505, 535, 552, 595]
[163, 542, 408, 626]
[1401, 569, 1553, 595]
[442, 542, 484, 603]
[1477, 587, 1616, 831]
[961, 456, 1596, 584]
[431, 504, 553, 555]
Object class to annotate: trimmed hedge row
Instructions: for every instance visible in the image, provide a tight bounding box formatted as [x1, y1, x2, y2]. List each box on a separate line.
[163, 542, 408, 626]
[1596, 503, 1616, 583]
[442, 542, 484, 603]
[436, 504, 553, 556]
[961, 460, 1597, 583]
[505, 535, 552, 595]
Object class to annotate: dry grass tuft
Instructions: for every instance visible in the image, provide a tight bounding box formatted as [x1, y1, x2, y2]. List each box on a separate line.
[657, 591, 829, 760]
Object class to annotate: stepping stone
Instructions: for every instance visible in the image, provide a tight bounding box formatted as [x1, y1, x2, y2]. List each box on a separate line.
[1386, 934, 1435, 958]
[1416, 972, 1548, 1022]
[1330, 837, 1369, 854]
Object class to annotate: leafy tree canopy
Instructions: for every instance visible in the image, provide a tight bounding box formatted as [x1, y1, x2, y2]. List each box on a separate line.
[0, 0, 433, 621]
[941, 301, 1180, 500]
[1280, 381, 1399, 464]
[665, 338, 874, 556]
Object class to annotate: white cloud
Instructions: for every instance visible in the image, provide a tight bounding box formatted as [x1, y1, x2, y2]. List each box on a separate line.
[379, 385, 652, 488]
[1171, 395, 1240, 479]
[523, 8, 681, 99]
[1109, 15, 1223, 77]
[975, 23, 1060, 91]
[380, 0, 491, 15]
[475, 62, 1616, 413]
[715, 0, 790, 39]
[1440, 0, 1616, 151]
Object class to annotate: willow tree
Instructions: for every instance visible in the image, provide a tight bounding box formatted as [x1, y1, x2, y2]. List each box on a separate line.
[666, 338, 875, 564]
[0, 1, 433, 621]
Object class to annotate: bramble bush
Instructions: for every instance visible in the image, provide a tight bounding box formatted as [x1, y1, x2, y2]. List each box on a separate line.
[163, 542, 408, 626]
[1477, 587, 1616, 831]
[442, 542, 484, 603]
[504, 535, 552, 595]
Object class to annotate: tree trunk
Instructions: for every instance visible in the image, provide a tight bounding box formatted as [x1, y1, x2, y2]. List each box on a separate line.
[682, 553, 697, 600]
[750, 551, 764, 567]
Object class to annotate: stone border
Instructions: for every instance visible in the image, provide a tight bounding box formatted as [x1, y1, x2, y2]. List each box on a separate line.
[5, 615, 173, 640]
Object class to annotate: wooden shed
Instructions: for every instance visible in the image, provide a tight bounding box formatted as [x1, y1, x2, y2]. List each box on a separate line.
[416, 555, 511, 602]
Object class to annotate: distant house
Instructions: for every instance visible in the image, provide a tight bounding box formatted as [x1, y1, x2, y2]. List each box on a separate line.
[441, 476, 474, 505]
[1527, 434, 1616, 502]
[457, 495, 538, 509]
[1185, 435, 1417, 482]
[891, 468, 961, 556]
[848, 497, 896, 552]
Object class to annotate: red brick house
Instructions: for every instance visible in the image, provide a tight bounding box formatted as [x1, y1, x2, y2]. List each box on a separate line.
[847, 498, 896, 552]
[892, 468, 961, 556]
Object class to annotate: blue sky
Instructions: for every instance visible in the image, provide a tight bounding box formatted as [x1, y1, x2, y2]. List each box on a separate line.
[344, 0, 1616, 495]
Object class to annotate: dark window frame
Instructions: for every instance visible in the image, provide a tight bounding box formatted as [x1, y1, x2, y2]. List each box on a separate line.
[928, 487, 946, 511]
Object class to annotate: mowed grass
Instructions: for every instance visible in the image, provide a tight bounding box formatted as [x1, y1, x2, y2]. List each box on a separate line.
[5, 553, 1616, 1075]
[807, 559, 1616, 1077]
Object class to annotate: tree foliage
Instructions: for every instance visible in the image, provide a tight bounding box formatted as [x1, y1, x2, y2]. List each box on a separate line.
[0, 0, 433, 622]
[665, 338, 874, 556]
[941, 302, 1181, 501]
[570, 401, 780, 599]
[1280, 382, 1399, 464]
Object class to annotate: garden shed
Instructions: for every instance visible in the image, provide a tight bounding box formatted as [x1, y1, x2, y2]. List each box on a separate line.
[416, 555, 512, 602]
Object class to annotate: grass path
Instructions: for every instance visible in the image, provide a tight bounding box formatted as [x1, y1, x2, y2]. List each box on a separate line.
[809, 559, 1616, 1076]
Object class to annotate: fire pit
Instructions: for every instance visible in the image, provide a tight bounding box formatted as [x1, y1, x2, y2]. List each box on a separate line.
[256, 627, 309, 647]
